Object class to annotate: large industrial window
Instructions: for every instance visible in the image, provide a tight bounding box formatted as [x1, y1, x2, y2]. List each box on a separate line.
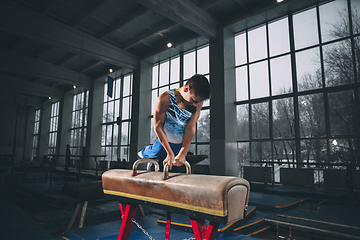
[48, 101, 59, 155]
[184, 45, 210, 161]
[70, 90, 89, 156]
[235, 0, 360, 183]
[150, 55, 181, 143]
[150, 44, 210, 162]
[102, 73, 133, 162]
[32, 109, 41, 161]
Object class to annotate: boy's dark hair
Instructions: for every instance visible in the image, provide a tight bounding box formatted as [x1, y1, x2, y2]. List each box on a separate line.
[185, 74, 211, 100]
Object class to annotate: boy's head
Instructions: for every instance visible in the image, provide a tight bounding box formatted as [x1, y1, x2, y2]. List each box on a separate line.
[185, 74, 211, 100]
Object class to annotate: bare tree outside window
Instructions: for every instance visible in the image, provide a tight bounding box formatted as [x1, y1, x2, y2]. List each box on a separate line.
[235, 1, 360, 184]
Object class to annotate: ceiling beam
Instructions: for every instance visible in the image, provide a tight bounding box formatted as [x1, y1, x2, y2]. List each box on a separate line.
[58, 53, 77, 66]
[0, 47, 92, 88]
[135, 0, 218, 39]
[79, 61, 104, 73]
[123, 20, 176, 50]
[100, 7, 148, 39]
[0, 73, 63, 99]
[0, 1, 139, 70]
[0, 90, 44, 107]
[74, 0, 111, 28]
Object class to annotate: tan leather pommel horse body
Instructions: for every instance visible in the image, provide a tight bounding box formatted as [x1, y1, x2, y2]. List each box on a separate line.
[102, 159, 250, 240]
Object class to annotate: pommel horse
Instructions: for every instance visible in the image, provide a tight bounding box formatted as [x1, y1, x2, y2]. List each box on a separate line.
[102, 159, 250, 240]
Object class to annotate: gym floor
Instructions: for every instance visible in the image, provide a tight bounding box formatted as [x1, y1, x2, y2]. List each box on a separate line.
[1, 171, 360, 240]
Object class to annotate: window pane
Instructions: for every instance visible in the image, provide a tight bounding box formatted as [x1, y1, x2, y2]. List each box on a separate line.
[101, 147, 106, 156]
[53, 133, 57, 147]
[114, 99, 119, 120]
[106, 125, 113, 145]
[273, 98, 295, 139]
[188, 144, 195, 155]
[293, 7, 319, 50]
[296, 47, 322, 91]
[323, 39, 354, 87]
[273, 140, 296, 165]
[103, 102, 108, 123]
[197, 144, 210, 162]
[83, 128, 87, 146]
[34, 122, 39, 134]
[252, 102, 269, 139]
[33, 136, 38, 148]
[108, 101, 114, 122]
[237, 104, 249, 140]
[128, 122, 131, 145]
[352, 0, 360, 34]
[319, 0, 349, 43]
[49, 133, 53, 147]
[84, 108, 88, 127]
[76, 111, 82, 127]
[250, 61, 269, 99]
[298, 93, 325, 138]
[170, 83, 180, 90]
[122, 97, 130, 120]
[197, 46, 209, 74]
[235, 33, 247, 66]
[106, 147, 111, 161]
[50, 118, 54, 132]
[35, 109, 40, 121]
[71, 130, 76, 146]
[113, 147, 118, 162]
[123, 75, 131, 96]
[159, 61, 169, 86]
[271, 55, 293, 95]
[85, 91, 89, 108]
[251, 141, 271, 161]
[152, 65, 159, 88]
[197, 109, 210, 142]
[151, 90, 157, 115]
[115, 79, 121, 99]
[101, 125, 106, 146]
[237, 142, 250, 170]
[236, 66, 248, 101]
[248, 25, 267, 62]
[329, 138, 355, 164]
[51, 104, 55, 117]
[328, 90, 356, 135]
[150, 120, 156, 144]
[202, 98, 210, 108]
[170, 57, 180, 83]
[269, 17, 290, 57]
[300, 139, 327, 163]
[121, 122, 129, 145]
[113, 124, 118, 145]
[159, 86, 168, 96]
[184, 51, 195, 80]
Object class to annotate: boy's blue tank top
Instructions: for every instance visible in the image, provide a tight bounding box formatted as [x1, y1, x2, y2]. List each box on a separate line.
[163, 89, 195, 143]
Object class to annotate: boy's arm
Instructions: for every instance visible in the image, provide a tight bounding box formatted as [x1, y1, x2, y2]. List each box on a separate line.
[174, 101, 204, 166]
[153, 92, 175, 168]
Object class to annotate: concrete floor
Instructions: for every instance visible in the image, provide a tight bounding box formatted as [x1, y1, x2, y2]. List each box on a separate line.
[1, 169, 360, 240]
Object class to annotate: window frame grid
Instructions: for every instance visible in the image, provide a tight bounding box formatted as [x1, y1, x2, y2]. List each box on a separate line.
[32, 109, 41, 160]
[48, 101, 59, 155]
[70, 90, 89, 157]
[101, 73, 133, 162]
[150, 44, 210, 158]
[234, 1, 360, 181]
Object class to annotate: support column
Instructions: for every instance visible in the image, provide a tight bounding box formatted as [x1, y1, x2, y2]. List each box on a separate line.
[130, 68, 141, 167]
[89, 79, 104, 168]
[132, 61, 153, 167]
[38, 100, 51, 163]
[209, 28, 237, 176]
